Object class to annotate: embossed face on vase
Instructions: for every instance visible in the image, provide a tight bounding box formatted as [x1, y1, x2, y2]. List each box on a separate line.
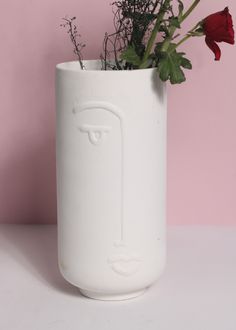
[72, 101, 142, 277]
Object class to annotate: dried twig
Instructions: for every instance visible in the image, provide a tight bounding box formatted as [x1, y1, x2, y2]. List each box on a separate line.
[61, 16, 85, 70]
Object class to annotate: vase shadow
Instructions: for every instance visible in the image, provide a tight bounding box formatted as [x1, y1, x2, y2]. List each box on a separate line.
[0, 224, 82, 297]
[151, 70, 166, 103]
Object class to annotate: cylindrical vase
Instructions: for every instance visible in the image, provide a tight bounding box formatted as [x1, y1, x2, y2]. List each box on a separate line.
[56, 60, 167, 301]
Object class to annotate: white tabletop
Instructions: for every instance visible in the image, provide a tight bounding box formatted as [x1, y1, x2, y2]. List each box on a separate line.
[0, 225, 235, 330]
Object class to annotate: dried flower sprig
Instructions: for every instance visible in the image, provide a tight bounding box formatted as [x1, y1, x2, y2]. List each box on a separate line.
[61, 16, 86, 70]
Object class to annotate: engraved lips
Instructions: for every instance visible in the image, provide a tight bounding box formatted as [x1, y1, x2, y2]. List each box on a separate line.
[108, 254, 142, 276]
[79, 124, 111, 146]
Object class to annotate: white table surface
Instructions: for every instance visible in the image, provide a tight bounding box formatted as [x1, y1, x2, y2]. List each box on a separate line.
[0, 225, 235, 330]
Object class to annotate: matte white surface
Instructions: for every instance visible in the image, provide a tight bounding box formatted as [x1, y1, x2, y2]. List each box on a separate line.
[56, 61, 167, 296]
[0, 225, 236, 330]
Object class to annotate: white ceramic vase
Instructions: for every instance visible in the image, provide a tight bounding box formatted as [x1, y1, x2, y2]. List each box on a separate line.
[56, 60, 167, 301]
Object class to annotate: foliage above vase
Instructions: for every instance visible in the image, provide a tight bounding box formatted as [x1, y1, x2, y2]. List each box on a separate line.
[61, 0, 234, 84]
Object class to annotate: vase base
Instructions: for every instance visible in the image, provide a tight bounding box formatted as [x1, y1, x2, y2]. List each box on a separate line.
[79, 288, 146, 301]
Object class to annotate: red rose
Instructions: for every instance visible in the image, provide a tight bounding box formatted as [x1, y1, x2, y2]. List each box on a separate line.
[203, 7, 234, 61]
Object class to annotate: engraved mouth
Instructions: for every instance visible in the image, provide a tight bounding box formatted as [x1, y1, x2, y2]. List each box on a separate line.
[108, 254, 142, 276]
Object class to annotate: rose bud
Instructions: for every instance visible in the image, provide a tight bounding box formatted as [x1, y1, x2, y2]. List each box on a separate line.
[203, 7, 234, 61]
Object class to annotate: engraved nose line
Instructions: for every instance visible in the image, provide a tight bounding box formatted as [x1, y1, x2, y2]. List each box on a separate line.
[79, 124, 111, 146]
[73, 102, 125, 244]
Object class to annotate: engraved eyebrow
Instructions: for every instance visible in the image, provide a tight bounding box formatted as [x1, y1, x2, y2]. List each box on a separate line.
[78, 124, 111, 132]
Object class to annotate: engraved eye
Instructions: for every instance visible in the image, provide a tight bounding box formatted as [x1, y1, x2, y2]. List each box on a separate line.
[78, 124, 111, 146]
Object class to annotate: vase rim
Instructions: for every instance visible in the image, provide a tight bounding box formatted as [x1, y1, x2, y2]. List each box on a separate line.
[56, 59, 157, 74]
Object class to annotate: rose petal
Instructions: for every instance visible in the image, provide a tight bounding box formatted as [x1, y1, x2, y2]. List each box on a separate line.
[205, 37, 221, 61]
[203, 7, 235, 45]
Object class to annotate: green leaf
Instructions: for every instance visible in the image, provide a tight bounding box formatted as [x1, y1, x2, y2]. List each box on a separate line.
[169, 57, 186, 84]
[120, 45, 142, 66]
[170, 17, 181, 28]
[157, 47, 192, 84]
[158, 56, 170, 82]
[180, 57, 192, 69]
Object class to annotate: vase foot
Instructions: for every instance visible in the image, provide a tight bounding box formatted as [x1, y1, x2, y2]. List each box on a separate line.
[79, 288, 146, 301]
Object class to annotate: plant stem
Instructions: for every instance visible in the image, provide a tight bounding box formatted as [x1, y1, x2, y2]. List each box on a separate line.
[139, 0, 201, 68]
[173, 34, 192, 50]
[169, 21, 202, 53]
[161, 0, 201, 53]
[179, 0, 201, 23]
[139, 0, 170, 68]
[161, 25, 176, 52]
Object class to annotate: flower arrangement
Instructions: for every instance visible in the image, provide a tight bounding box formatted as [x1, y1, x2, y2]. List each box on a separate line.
[62, 1, 234, 84]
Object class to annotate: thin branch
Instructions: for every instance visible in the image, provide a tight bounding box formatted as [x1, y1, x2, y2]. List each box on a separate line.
[61, 16, 85, 70]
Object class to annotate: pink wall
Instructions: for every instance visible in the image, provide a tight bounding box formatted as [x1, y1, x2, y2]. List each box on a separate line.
[0, 0, 235, 224]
